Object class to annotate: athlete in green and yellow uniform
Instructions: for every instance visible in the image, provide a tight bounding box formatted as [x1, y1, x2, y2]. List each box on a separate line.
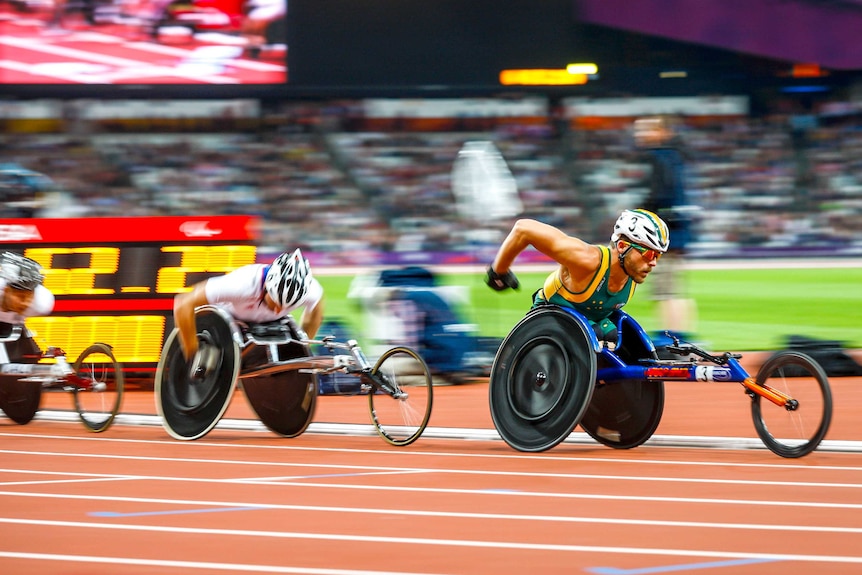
[485, 209, 670, 340]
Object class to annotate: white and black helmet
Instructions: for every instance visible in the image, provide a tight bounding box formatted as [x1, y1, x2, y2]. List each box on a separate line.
[611, 209, 670, 253]
[0, 252, 44, 291]
[264, 249, 312, 308]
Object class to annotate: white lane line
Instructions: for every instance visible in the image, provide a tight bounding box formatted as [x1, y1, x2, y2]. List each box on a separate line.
[0, 551, 448, 575]
[1, 518, 862, 564]
[0, 476, 860, 510]
[0, 476, 137, 487]
[243, 470, 431, 481]
[1, 450, 860, 489]
[4, 431, 862, 472]
[1, 490, 861, 534]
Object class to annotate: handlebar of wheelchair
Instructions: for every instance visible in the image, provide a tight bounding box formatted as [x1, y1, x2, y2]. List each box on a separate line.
[303, 336, 361, 351]
[0, 325, 23, 343]
[663, 342, 742, 365]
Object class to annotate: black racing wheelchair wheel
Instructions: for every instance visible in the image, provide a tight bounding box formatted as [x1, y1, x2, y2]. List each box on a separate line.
[579, 380, 664, 449]
[155, 307, 241, 440]
[751, 350, 832, 458]
[240, 334, 318, 439]
[0, 376, 42, 425]
[489, 306, 597, 452]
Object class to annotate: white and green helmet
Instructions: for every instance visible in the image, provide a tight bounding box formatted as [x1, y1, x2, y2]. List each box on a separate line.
[611, 209, 670, 253]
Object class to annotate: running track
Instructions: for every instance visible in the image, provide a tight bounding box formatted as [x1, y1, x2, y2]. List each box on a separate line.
[3, 369, 862, 575]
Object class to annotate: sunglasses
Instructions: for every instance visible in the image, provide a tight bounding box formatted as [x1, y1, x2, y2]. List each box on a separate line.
[622, 241, 662, 262]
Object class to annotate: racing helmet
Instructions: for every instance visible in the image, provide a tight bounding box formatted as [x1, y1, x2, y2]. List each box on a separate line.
[264, 248, 312, 309]
[0, 252, 44, 291]
[611, 209, 670, 253]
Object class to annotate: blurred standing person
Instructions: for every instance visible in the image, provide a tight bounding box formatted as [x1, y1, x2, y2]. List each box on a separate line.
[241, 0, 287, 58]
[46, 0, 68, 32]
[634, 115, 697, 336]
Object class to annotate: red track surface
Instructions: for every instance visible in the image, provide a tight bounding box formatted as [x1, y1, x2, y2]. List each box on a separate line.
[3, 368, 862, 575]
[0, 10, 285, 84]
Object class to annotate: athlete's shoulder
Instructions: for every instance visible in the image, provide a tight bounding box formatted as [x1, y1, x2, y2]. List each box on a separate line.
[206, 264, 265, 300]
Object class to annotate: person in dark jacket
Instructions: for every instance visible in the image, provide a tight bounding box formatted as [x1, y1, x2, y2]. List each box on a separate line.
[634, 115, 697, 335]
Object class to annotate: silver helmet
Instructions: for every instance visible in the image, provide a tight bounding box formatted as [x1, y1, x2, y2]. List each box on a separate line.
[0, 252, 44, 291]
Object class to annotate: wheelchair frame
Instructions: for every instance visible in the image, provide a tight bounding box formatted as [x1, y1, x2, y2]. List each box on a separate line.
[155, 305, 433, 446]
[489, 304, 833, 458]
[0, 325, 124, 432]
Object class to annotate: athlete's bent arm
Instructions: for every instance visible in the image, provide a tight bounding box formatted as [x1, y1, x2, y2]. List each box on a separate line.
[300, 297, 324, 340]
[173, 282, 209, 360]
[492, 219, 598, 275]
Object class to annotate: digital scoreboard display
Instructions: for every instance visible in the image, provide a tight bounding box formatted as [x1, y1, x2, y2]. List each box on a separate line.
[0, 215, 258, 374]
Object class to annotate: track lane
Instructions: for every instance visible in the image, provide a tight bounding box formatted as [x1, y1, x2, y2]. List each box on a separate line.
[2, 422, 862, 574]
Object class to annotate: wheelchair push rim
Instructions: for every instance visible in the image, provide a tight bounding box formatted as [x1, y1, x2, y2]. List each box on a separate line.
[155, 307, 241, 440]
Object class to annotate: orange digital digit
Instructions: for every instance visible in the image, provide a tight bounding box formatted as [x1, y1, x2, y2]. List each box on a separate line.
[25, 247, 119, 295]
[156, 245, 256, 293]
[27, 315, 166, 364]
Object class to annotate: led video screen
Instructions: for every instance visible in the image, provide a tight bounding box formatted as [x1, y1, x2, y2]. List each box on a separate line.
[287, 0, 578, 89]
[0, 0, 286, 86]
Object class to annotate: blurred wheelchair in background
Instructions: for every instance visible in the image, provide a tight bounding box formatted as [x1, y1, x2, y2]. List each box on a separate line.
[348, 266, 500, 383]
[0, 325, 123, 432]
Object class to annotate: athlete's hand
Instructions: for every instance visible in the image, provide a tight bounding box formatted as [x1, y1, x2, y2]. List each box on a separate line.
[485, 265, 520, 291]
[188, 342, 215, 380]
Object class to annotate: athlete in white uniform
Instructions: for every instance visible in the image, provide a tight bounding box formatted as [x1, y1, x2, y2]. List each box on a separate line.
[172, 248, 324, 361]
[0, 252, 55, 363]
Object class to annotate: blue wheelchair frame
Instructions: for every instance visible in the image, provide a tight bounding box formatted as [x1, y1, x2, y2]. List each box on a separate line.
[489, 304, 833, 458]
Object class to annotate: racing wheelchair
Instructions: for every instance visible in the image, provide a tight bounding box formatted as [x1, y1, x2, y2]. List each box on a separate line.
[0, 325, 124, 432]
[489, 304, 833, 458]
[154, 306, 434, 446]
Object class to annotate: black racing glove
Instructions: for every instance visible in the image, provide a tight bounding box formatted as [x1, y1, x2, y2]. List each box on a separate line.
[485, 265, 520, 291]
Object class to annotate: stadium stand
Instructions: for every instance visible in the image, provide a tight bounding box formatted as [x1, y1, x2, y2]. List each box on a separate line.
[2, 99, 861, 260]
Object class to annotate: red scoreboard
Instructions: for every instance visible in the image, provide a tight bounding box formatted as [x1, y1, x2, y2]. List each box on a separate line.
[0, 215, 258, 374]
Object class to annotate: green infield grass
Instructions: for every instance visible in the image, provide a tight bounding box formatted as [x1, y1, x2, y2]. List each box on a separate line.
[313, 265, 862, 353]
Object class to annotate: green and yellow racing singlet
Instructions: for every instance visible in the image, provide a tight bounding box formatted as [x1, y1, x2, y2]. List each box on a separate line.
[533, 245, 635, 334]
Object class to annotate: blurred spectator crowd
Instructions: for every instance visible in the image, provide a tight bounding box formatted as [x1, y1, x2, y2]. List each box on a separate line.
[2, 100, 861, 262]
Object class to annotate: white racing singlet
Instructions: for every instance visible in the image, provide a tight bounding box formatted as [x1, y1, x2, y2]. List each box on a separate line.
[204, 264, 323, 323]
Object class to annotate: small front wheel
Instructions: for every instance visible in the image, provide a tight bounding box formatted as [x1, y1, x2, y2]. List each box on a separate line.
[73, 343, 124, 432]
[751, 350, 832, 458]
[368, 346, 433, 446]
